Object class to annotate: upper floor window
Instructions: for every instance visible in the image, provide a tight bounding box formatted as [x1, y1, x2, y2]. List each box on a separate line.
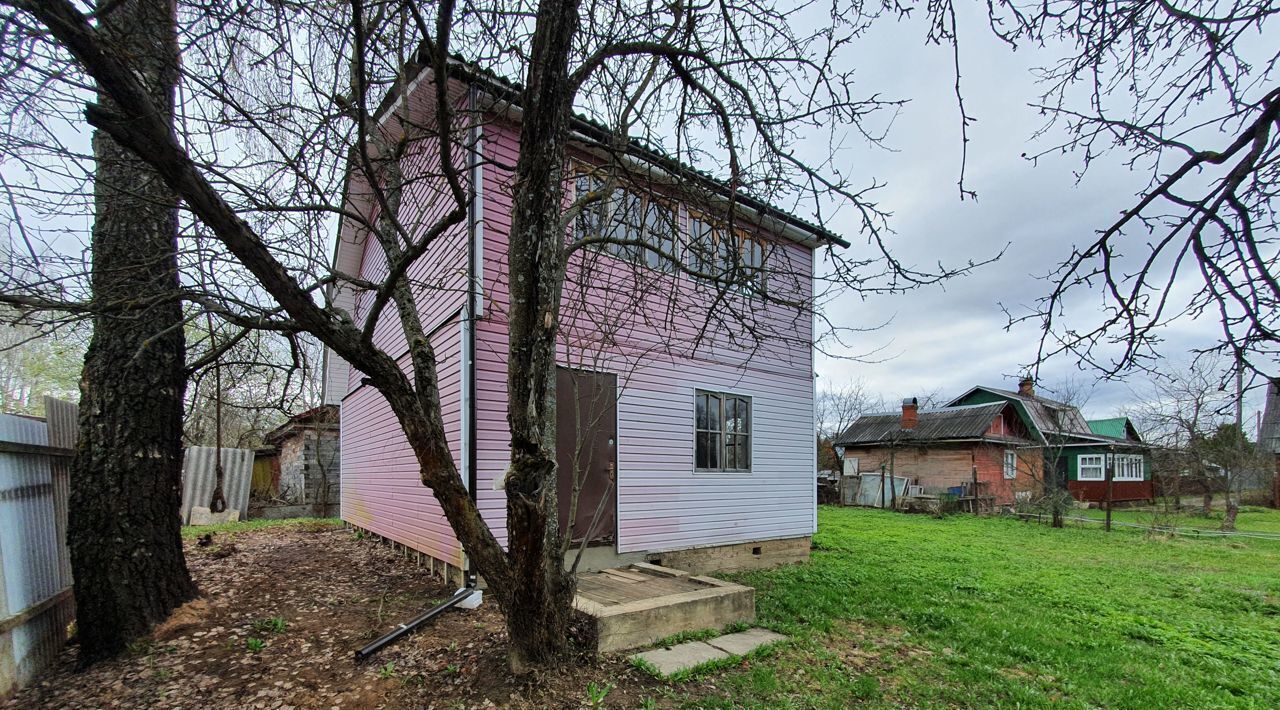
[686, 215, 767, 294]
[573, 175, 677, 272]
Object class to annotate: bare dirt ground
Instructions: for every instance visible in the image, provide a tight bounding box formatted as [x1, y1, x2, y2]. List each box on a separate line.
[4, 524, 676, 709]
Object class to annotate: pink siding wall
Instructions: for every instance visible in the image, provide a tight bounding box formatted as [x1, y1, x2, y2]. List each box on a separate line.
[340, 321, 465, 564]
[336, 90, 820, 562]
[476, 114, 817, 554]
[337, 96, 473, 561]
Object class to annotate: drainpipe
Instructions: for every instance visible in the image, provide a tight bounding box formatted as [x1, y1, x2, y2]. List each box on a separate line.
[355, 587, 476, 662]
[462, 84, 482, 589]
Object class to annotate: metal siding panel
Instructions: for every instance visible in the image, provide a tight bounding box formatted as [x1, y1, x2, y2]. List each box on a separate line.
[339, 321, 465, 563]
[0, 405, 75, 696]
[179, 447, 255, 524]
[612, 360, 814, 553]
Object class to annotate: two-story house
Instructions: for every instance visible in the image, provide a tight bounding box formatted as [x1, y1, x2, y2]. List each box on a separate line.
[322, 61, 846, 584]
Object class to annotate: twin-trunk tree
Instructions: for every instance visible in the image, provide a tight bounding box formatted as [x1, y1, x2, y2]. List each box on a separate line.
[15, 0, 942, 669]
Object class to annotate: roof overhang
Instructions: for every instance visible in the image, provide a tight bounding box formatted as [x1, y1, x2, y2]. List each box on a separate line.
[370, 56, 849, 251]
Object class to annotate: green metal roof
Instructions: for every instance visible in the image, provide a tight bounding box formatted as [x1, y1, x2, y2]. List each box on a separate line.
[1086, 418, 1130, 439]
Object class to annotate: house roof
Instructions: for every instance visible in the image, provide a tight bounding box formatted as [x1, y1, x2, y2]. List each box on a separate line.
[1086, 417, 1141, 442]
[947, 386, 1092, 440]
[834, 402, 1033, 447]
[263, 404, 340, 445]
[372, 54, 849, 249]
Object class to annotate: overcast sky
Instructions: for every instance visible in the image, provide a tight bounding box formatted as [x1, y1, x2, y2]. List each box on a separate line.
[800, 6, 1267, 425]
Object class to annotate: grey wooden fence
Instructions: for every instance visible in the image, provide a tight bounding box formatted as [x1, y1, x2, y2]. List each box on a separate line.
[0, 398, 76, 697]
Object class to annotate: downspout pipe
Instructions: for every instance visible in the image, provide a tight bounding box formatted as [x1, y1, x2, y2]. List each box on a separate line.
[354, 587, 476, 662]
[463, 84, 481, 589]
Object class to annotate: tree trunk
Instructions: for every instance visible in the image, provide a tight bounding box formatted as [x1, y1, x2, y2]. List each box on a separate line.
[501, 0, 582, 671]
[68, 0, 195, 664]
[1201, 490, 1213, 517]
[1222, 498, 1238, 532]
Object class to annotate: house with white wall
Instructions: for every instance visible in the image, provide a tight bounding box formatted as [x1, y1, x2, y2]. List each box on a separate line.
[321, 61, 847, 584]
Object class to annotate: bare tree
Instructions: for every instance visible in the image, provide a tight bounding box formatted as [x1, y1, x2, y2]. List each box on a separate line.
[1127, 355, 1245, 526]
[971, 1, 1280, 376]
[0, 0, 993, 668]
[816, 378, 885, 472]
[1029, 377, 1094, 528]
[0, 307, 83, 414]
[184, 328, 321, 449]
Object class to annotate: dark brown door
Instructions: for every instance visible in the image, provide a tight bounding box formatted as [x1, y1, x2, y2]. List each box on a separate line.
[556, 367, 617, 546]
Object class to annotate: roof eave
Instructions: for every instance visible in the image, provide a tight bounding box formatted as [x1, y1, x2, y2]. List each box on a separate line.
[384, 58, 849, 250]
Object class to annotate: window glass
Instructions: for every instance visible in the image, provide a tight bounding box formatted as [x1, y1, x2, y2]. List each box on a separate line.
[643, 199, 676, 269]
[574, 174, 675, 272]
[695, 390, 750, 472]
[1003, 450, 1017, 479]
[739, 237, 765, 294]
[687, 217, 718, 277]
[1114, 454, 1144, 481]
[685, 216, 766, 293]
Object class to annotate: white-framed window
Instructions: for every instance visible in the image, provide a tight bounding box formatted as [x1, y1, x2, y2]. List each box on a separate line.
[573, 174, 677, 272]
[1077, 453, 1143, 481]
[1003, 450, 1018, 479]
[685, 215, 767, 294]
[1078, 454, 1105, 481]
[695, 389, 751, 472]
[1114, 454, 1144, 481]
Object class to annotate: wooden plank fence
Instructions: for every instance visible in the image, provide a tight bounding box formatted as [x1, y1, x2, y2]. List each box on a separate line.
[0, 398, 76, 698]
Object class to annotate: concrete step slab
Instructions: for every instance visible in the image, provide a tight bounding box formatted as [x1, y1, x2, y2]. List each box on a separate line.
[632, 641, 729, 676]
[705, 628, 788, 656]
[576, 565, 755, 652]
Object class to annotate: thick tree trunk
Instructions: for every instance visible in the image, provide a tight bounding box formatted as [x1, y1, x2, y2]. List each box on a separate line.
[68, 0, 195, 664]
[500, 0, 582, 671]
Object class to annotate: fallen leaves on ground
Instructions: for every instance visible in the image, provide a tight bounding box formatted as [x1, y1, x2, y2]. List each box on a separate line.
[3, 525, 665, 709]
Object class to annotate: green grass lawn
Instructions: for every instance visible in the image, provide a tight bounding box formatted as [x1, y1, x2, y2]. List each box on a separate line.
[1071, 504, 1280, 536]
[180, 516, 342, 539]
[683, 507, 1280, 708]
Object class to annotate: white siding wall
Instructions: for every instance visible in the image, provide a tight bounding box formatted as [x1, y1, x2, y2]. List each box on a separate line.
[614, 357, 815, 554]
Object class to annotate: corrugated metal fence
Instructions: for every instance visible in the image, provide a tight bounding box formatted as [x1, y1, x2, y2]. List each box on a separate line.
[179, 446, 254, 524]
[0, 398, 76, 698]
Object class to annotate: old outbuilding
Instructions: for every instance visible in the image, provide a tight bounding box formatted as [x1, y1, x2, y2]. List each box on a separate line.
[251, 405, 340, 519]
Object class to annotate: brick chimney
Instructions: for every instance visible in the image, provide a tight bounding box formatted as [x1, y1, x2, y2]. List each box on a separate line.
[901, 397, 919, 430]
[1018, 376, 1035, 397]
